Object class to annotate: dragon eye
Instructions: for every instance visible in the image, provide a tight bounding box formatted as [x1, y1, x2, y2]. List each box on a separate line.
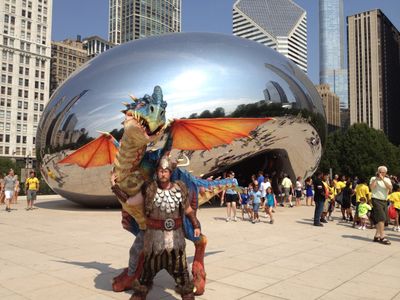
[150, 105, 154, 113]
[160, 110, 164, 116]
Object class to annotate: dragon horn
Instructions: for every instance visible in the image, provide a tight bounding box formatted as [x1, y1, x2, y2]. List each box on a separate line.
[176, 153, 190, 167]
[122, 102, 130, 107]
[129, 95, 138, 102]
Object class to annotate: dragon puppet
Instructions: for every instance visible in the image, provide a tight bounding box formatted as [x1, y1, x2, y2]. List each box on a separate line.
[59, 86, 273, 297]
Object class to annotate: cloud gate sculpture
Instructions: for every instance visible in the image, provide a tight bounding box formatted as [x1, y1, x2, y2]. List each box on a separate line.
[37, 33, 326, 207]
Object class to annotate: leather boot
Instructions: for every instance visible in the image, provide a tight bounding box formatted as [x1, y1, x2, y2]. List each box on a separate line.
[112, 272, 136, 292]
[192, 235, 207, 295]
[113, 267, 128, 281]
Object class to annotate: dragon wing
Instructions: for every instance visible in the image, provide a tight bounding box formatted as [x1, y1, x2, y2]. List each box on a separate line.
[170, 118, 274, 150]
[58, 133, 120, 169]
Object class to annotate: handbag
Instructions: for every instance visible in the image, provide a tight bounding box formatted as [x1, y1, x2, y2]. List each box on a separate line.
[335, 191, 343, 205]
[388, 204, 397, 220]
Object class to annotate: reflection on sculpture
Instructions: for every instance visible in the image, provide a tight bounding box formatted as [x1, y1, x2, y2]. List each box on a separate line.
[36, 32, 326, 207]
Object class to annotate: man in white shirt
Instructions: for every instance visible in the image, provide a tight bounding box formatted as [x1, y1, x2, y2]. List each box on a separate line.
[281, 174, 293, 208]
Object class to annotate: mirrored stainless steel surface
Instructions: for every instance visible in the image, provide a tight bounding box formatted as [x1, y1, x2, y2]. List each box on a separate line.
[37, 33, 326, 207]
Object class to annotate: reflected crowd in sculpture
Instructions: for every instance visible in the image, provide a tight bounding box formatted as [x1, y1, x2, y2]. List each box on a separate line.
[36, 33, 326, 207]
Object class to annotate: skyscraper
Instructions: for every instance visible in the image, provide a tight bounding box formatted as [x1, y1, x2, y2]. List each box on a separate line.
[109, 0, 181, 45]
[233, 0, 307, 73]
[0, 0, 52, 158]
[319, 0, 348, 109]
[316, 84, 341, 130]
[50, 37, 88, 96]
[348, 9, 400, 145]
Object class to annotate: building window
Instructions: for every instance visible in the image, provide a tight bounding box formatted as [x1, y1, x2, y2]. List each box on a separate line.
[16, 135, 21, 143]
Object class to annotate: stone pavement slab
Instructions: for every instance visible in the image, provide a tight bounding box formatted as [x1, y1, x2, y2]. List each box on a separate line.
[1, 196, 400, 299]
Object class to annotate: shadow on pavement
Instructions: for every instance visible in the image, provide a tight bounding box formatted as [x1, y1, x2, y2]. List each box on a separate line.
[295, 218, 314, 226]
[386, 234, 400, 242]
[55, 250, 224, 293]
[341, 234, 372, 242]
[35, 199, 119, 212]
[54, 260, 123, 292]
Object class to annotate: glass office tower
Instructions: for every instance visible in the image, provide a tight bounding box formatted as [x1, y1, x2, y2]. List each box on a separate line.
[319, 0, 348, 109]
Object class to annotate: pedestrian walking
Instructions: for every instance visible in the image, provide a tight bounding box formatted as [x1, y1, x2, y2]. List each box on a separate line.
[249, 182, 262, 223]
[370, 166, 392, 245]
[11, 175, 20, 204]
[4, 169, 16, 212]
[25, 171, 40, 210]
[221, 171, 239, 222]
[295, 176, 303, 206]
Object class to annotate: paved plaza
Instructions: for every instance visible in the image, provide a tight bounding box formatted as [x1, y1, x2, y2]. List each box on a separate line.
[1, 196, 400, 300]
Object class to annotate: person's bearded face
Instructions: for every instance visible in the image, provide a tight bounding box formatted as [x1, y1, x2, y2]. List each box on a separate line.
[157, 168, 171, 183]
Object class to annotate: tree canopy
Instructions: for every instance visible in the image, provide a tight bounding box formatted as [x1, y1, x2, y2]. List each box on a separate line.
[319, 123, 400, 179]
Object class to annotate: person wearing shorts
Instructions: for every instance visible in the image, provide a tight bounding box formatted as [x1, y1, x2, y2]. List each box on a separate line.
[370, 166, 392, 245]
[388, 184, 400, 231]
[25, 171, 40, 210]
[264, 187, 275, 224]
[249, 182, 262, 223]
[240, 187, 251, 220]
[281, 174, 293, 207]
[295, 176, 303, 206]
[221, 171, 239, 222]
[3, 169, 16, 212]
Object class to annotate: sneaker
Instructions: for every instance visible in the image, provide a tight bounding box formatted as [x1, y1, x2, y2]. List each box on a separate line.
[270, 220, 274, 224]
[358, 226, 363, 230]
[233, 217, 237, 222]
[362, 226, 366, 230]
[328, 216, 333, 221]
[252, 220, 256, 224]
[226, 217, 230, 222]
[320, 218, 328, 223]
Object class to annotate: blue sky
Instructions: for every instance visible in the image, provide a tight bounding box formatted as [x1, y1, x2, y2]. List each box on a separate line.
[52, 0, 400, 84]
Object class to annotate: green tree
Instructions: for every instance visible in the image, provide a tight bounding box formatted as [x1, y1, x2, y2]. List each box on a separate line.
[0, 157, 17, 177]
[320, 123, 400, 179]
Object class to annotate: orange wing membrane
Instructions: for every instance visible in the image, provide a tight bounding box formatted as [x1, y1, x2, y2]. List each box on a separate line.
[58, 133, 119, 168]
[171, 118, 273, 150]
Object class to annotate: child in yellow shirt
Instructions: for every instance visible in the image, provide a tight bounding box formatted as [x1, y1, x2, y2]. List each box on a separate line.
[388, 184, 400, 232]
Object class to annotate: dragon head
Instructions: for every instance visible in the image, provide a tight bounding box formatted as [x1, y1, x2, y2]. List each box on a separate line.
[122, 86, 167, 143]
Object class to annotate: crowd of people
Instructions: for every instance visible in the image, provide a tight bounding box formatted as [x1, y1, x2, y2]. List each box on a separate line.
[220, 166, 400, 245]
[0, 169, 40, 212]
